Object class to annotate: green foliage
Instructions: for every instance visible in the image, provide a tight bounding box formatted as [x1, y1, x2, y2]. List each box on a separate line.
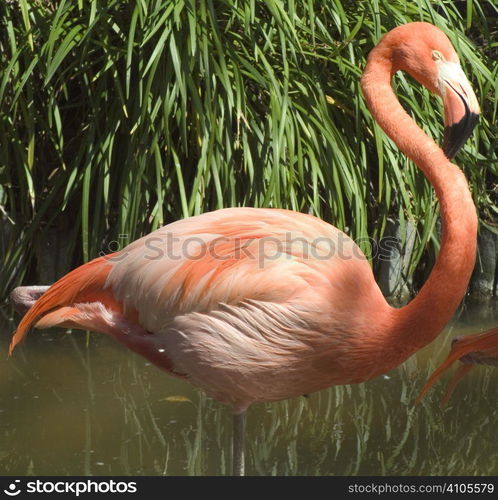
[0, 0, 497, 300]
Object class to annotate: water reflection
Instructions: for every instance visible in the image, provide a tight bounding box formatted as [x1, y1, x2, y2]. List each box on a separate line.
[0, 301, 496, 475]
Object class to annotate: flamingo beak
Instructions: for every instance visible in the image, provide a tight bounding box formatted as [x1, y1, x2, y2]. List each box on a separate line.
[439, 62, 480, 159]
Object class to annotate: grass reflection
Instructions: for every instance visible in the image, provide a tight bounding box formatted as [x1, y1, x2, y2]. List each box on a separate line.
[0, 303, 496, 476]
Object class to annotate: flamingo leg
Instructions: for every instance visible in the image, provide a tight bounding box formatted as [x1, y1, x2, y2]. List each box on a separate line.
[441, 363, 474, 407]
[232, 411, 247, 476]
[10, 286, 50, 315]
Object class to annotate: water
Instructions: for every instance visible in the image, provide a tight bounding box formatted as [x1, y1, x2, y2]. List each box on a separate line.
[0, 302, 497, 476]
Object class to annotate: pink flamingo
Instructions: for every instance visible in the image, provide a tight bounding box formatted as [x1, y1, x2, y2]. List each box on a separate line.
[10, 23, 481, 475]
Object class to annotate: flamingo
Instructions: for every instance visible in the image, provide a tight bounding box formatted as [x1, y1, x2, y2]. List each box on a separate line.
[417, 326, 498, 406]
[9, 22, 482, 476]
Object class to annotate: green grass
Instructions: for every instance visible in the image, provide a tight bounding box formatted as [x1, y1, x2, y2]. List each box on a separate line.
[0, 0, 497, 300]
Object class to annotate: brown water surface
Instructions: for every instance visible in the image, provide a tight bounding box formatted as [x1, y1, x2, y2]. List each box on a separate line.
[0, 302, 496, 475]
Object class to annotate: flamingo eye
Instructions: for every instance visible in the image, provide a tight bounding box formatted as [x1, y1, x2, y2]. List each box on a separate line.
[432, 50, 444, 61]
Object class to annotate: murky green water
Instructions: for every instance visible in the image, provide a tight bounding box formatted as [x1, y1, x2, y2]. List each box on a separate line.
[0, 302, 496, 476]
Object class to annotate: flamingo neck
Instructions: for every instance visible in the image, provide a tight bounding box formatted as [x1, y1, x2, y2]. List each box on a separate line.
[361, 49, 478, 360]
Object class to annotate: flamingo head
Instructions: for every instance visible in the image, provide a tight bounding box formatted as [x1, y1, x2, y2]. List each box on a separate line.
[385, 22, 480, 158]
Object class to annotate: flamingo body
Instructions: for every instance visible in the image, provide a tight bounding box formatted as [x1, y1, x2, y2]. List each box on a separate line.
[13, 207, 394, 413]
[110, 208, 396, 410]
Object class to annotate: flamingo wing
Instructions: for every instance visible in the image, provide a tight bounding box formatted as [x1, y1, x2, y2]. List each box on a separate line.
[107, 207, 378, 330]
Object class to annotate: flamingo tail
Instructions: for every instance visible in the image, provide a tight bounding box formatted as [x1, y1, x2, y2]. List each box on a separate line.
[9, 254, 117, 355]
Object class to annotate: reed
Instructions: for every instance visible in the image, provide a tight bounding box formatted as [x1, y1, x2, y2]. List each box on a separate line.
[0, 0, 496, 301]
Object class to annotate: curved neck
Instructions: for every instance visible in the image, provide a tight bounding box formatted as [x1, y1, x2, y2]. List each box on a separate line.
[362, 48, 478, 357]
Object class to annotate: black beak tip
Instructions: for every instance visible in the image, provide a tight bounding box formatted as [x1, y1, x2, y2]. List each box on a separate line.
[442, 112, 480, 159]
